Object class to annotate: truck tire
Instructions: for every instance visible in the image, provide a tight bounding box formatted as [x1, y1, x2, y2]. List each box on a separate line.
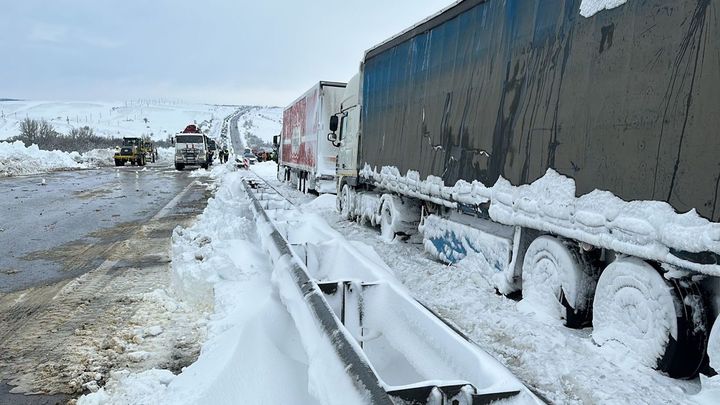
[520, 236, 595, 328]
[175, 163, 184, 171]
[140, 156, 146, 166]
[130, 159, 136, 166]
[379, 194, 420, 242]
[592, 258, 707, 377]
[114, 159, 122, 166]
[338, 184, 354, 220]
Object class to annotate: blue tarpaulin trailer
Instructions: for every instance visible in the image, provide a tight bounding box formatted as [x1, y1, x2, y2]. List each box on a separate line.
[359, 0, 720, 221]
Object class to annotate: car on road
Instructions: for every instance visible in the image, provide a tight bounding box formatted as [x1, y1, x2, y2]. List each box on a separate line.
[235, 152, 257, 169]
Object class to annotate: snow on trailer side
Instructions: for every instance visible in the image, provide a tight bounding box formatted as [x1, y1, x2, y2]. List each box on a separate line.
[279, 81, 346, 194]
[329, 0, 720, 382]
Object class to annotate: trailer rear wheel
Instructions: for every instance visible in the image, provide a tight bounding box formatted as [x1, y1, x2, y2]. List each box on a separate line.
[379, 195, 420, 243]
[592, 258, 708, 377]
[521, 236, 594, 328]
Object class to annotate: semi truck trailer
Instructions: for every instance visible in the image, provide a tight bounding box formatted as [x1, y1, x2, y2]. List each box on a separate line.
[279, 81, 346, 193]
[327, 0, 720, 379]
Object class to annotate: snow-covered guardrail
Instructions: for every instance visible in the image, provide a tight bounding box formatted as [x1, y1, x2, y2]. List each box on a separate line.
[242, 179, 394, 404]
[242, 175, 546, 404]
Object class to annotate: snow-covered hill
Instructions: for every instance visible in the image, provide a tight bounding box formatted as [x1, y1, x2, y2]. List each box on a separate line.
[234, 106, 283, 145]
[0, 100, 239, 142]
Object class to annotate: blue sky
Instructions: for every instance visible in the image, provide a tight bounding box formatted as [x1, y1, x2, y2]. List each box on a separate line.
[0, 0, 451, 105]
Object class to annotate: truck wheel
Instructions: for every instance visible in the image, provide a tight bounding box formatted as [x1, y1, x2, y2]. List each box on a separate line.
[337, 184, 354, 220]
[520, 236, 595, 328]
[140, 156, 146, 166]
[379, 194, 420, 242]
[592, 258, 708, 377]
[114, 159, 122, 166]
[175, 164, 184, 171]
[130, 159, 136, 166]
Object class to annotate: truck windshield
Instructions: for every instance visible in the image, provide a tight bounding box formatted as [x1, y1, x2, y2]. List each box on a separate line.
[176, 135, 204, 144]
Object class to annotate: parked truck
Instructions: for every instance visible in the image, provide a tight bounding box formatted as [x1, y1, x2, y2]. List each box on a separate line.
[279, 81, 346, 193]
[327, 0, 720, 379]
[174, 124, 211, 170]
[114, 137, 153, 166]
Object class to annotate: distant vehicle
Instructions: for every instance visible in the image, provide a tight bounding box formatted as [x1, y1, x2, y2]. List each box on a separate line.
[114, 137, 152, 166]
[235, 153, 256, 169]
[174, 128, 210, 170]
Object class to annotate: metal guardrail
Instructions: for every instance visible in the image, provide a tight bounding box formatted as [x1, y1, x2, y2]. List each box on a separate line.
[242, 179, 394, 404]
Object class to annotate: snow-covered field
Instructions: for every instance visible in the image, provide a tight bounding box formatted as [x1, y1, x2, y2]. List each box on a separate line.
[0, 100, 281, 143]
[0, 100, 282, 177]
[234, 106, 282, 145]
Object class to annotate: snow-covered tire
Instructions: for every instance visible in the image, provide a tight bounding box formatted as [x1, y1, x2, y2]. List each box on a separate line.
[379, 194, 420, 243]
[337, 184, 354, 220]
[521, 236, 595, 327]
[592, 258, 707, 377]
[380, 198, 397, 242]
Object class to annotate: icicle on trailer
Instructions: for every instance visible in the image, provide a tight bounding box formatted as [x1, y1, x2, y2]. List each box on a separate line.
[323, 0, 720, 378]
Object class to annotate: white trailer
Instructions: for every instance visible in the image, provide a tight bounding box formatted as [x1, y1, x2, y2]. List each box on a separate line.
[278, 81, 346, 194]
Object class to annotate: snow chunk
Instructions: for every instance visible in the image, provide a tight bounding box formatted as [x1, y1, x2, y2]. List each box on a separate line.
[580, 0, 630, 17]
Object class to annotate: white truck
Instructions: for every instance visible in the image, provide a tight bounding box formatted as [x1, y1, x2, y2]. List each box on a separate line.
[278, 81, 346, 194]
[174, 124, 210, 170]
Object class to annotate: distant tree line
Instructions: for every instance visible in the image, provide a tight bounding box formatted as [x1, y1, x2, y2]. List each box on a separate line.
[6, 118, 170, 152]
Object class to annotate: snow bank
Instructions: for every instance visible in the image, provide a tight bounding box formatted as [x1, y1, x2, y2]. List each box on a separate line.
[0, 140, 83, 176]
[580, 0, 630, 17]
[80, 170, 316, 404]
[0, 140, 123, 177]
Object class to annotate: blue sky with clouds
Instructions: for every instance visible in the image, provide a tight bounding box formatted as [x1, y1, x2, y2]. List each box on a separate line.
[0, 0, 450, 105]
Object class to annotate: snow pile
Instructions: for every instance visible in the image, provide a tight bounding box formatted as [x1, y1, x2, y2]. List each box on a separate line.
[80, 170, 316, 404]
[0, 140, 123, 176]
[579, 0, 630, 17]
[0, 140, 84, 176]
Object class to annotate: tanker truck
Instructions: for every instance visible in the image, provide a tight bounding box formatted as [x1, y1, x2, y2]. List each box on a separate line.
[326, 0, 720, 379]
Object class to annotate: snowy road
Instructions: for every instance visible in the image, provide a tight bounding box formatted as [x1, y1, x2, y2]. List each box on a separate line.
[0, 161, 215, 403]
[0, 161, 202, 292]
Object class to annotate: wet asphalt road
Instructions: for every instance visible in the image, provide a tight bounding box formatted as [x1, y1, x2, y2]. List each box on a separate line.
[0, 158, 216, 404]
[0, 161, 199, 293]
